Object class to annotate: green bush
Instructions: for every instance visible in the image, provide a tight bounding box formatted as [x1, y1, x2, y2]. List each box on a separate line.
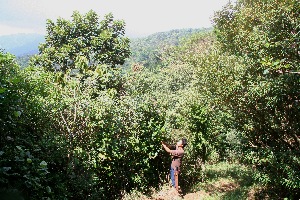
[213, 0, 300, 197]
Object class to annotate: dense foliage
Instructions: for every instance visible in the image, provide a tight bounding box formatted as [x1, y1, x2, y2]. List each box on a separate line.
[0, 51, 51, 199]
[31, 10, 130, 72]
[213, 0, 300, 197]
[0, 1, 299, 199]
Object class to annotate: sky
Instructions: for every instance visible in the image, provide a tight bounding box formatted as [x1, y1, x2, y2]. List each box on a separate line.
[0, 0, 230, 37]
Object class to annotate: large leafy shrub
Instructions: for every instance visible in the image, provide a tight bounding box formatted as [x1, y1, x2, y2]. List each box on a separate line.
[213, 0, 300, 197]
[0, 52, 53, 199]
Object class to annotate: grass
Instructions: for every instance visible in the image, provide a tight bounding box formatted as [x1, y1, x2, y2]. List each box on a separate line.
[188, 162, 258, 200]
[122, 162, 267, 200]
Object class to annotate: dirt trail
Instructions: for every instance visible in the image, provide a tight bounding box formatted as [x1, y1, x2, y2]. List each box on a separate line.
[146, 179, 239, 200]
[148, 186, 209, 200]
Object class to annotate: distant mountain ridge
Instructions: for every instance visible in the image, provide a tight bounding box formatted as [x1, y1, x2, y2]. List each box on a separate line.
[126, 28, 212, 68]
[0, 28, 211, 67]
[0, 28, 210, 57]
[138, 28, 211, 46]
[0, 33, 45, 56]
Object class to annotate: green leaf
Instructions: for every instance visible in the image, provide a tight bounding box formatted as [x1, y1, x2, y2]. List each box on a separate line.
[264, 43, 270, 48]
[13, 111, 22, 117]
[2, 167, 11, 172]
[40, 161, 47, 168]
[263, 69, 269, 75]
[0, 88, 7, 94]
[46, 186, 52, 193]
[16, 146, 22, 151]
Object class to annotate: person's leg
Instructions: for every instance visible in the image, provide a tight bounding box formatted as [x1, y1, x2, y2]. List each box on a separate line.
[170, 167, 175, 187]
[175, 171, 179, 191]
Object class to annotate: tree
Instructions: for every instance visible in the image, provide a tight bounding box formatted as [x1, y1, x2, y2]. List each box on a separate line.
[213, 0, 300, 197]
[31, 10, 130, 73]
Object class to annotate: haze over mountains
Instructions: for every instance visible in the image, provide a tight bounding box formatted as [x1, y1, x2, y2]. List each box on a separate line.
[0, 33, 44, 56]
[0, 28, 206, 58]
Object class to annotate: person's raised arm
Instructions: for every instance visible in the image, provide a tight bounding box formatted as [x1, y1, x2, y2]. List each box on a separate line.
[162, 141, 171, 153]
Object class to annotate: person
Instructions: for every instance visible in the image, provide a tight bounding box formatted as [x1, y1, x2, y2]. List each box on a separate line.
[162, 138, 187, 190]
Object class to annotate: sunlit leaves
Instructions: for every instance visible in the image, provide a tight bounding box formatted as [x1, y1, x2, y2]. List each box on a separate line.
[213, 0, 300, 195]
[32, 10, 130, 73]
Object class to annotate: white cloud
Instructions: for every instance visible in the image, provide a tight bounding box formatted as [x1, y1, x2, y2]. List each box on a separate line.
[0, 0, 230, 36]
[0, 24, 43, 36]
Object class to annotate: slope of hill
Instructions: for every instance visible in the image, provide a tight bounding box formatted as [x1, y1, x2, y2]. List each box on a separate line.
[0, 28, 211, 68]
[0, 33, 44, 56]
[125, 28, 212, 68]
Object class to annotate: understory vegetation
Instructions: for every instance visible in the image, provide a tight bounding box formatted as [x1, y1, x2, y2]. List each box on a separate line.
[0, 0, 299, 199]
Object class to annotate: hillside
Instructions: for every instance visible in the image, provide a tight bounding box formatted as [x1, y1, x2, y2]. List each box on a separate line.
[0, 29, 211, 68]
[125, 28, 212, 68]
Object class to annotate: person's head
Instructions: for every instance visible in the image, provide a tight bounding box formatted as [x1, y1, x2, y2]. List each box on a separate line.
[177, 138, 188, 148]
